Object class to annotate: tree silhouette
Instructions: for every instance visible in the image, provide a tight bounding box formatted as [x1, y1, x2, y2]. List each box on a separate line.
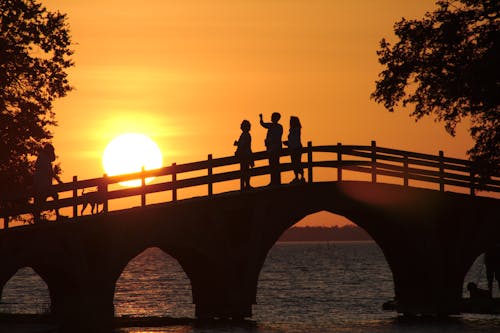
[371, 0, 499, 176]
[0, 0, 73, 202]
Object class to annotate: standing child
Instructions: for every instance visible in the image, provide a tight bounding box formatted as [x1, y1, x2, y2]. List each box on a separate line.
[284, 116, 304, 183]
[234, 120, 254, 190]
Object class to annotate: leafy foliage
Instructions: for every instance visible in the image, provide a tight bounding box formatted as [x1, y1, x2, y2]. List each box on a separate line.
[0, 0, 73, 198]
[371, 0, 499, 176]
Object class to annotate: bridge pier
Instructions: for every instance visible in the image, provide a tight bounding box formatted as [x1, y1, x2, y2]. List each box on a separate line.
[49, 277, 115, 328]
[192, 263, 255, 320]
[195, 299, 252, 320]
[161, 247, 255, 320]
[384, 238, 464, 315]
[191, 265, 253, 319]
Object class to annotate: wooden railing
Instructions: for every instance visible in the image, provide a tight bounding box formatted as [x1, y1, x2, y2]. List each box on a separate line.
[1, 141, 499, 229]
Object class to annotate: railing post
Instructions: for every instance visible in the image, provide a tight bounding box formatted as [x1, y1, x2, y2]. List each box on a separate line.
[337, 142, 342, 182]
[2, 216, 8, 229]
[172, 163, 177, 202]
[403, 154, 409, 187]
[439, 150, 444, 192]
[102, 174, 109, 213]
[208, 154, 213, 196]
[141, 166, 146, 207]
[371, 140, 377, 183]
[72, 175, 78, 218]
[307, 141, 313, 183]
[470, 168, 475, 196]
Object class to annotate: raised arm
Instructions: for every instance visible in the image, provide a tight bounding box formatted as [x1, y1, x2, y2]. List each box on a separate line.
[259, 113, 270, 128]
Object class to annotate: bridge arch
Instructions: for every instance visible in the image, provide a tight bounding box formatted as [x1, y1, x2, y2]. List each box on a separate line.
[0, 266, 50, 314]
[247, 196, 399, 307]
[255, 210, 393, 320]
[463, 254, 487, 296]
[462, 243, 500, 299]
[114, 246, 194, 317]
[0, 232, 95, 322]
[244, 185, 399, 283]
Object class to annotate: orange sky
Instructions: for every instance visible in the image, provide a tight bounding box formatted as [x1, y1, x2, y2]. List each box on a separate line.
[43, 0, 473, 226]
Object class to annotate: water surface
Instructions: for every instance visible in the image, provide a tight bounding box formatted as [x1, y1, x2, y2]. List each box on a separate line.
[2, 242, 499, 332]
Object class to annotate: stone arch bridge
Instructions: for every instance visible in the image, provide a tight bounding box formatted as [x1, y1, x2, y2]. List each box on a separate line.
[1, 142, 499, 326]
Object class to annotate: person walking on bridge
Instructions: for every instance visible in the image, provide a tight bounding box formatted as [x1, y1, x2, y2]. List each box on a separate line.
[33, 144, 63, 222]
[234, 120, 254, 191]
[259, 112, 283, 186]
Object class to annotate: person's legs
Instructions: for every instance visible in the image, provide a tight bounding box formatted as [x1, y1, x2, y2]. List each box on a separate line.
[239, 162, 245, 190]
[34, 192, 49, 223]
[47, 191, 60, 218]
[33, 195, 42, 224]
[241, 161, 251, 189]
[298, 154, 304, 180]
[291, 151, 302, 180]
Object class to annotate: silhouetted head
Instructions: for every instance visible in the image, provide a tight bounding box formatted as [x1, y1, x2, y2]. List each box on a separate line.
[271, 112, 281, 123]
[290, 116, 301, 129]
[43, 144, 56, 161]
[241, 120, 251, 132]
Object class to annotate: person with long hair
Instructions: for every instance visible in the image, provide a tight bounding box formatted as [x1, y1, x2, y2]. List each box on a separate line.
[33, 144, 63, 222]
[284, 116, 304, 183]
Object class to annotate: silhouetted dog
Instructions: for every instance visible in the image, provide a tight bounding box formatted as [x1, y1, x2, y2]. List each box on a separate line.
[81, 188, 103, 215]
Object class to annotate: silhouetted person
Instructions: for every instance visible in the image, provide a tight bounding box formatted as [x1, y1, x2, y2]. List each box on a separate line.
[485, 245, 500, 297]
[259, 112, 283, 186]
[33, 144, 62, 222]
[467, 282, 490, 299]
[284, 116, 304, 183]
[234, 120, 254, 191]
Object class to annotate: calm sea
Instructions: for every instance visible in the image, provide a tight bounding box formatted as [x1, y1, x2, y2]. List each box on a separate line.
[2, 242, 500, 333]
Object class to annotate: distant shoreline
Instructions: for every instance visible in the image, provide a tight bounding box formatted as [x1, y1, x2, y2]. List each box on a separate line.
[278, 225, 372, 242]
[277, 240, 374, 243]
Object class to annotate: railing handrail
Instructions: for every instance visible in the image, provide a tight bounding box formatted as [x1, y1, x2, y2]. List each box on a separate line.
[1, 141, 499, 229]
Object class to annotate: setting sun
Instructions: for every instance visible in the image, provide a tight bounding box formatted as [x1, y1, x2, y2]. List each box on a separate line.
[102, 133, 163, 187]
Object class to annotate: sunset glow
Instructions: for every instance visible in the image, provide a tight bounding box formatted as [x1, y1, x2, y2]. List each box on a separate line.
[45, 0, 473, 226]
[102, 133, 163, 187]
[2, 2, 498, 330]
